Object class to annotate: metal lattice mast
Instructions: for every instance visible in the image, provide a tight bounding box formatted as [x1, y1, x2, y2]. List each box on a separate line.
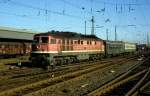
[115, 25, 117, 41]
[91, 16, 95, 35]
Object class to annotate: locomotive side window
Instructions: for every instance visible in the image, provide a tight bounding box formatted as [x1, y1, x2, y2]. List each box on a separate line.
[78, 40, 80, 44]
[41, 37, 49, 43]
[87, 41, 89, 45]
[74, 41, 78, 44]
[51, 39, 56, 44]
[81, 41, 83, 45]
[71, 40, 73, 44]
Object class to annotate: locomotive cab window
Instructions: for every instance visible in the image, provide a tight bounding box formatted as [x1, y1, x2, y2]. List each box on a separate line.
[41, 37, 49, 43]
[34, 37, 40, 43]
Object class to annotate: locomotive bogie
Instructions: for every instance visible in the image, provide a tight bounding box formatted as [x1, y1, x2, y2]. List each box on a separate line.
[31, 49, 105, 66]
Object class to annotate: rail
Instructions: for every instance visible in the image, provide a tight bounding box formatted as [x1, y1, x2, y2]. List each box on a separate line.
[125, 68, 150, 96]
[88, 69, 147, 96]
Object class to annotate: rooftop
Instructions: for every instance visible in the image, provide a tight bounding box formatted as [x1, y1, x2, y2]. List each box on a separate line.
[35, 31, 103, 40]
[0, 26, 37, 41]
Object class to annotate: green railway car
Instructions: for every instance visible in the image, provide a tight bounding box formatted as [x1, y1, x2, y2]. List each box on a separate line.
[124, 42, 136, 54]
[105, 41, 124, 57]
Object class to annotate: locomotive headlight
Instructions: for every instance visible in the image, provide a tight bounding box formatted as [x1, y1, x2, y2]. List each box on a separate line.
[36, 45, 39, 49]
[36, 45, 41, 49]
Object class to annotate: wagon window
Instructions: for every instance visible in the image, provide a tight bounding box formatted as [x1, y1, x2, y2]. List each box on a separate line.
[51, 39, 56, 44]
[41, 37, 48, 43]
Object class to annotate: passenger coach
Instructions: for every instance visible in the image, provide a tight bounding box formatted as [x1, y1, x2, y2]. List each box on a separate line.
[104, 40, 124, 57]
[124, 42, 136, 54]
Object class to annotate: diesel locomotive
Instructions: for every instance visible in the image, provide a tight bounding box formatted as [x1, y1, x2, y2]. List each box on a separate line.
[30, 31, 136, 67]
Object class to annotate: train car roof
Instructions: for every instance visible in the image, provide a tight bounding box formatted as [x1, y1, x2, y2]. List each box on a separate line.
[0, 26, 37, 41]
[35, 31, 103, 40]
[104, 40, 124, 43]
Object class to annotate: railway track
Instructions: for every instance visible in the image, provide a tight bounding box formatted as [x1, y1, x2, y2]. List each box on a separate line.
[88, 58, 150, 96]
[0, 56, 137, 96]
[138, 81, 150, 95]
[0, 55, 127, 78]
[0, 56, 135, 88]
[23, 56, 140, 96]
[0, 54, 138, 79]
[0, 56, 130, 79]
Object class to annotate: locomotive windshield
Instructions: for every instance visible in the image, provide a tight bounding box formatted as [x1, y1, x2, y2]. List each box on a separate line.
[34, 37, 40, 43]
[33, 36, 49, 43]
[41, 37, 49, 43]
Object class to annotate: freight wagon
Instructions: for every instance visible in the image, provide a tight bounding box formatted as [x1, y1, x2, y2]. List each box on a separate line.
[0, 26, 35, 59]
[0, 40, 32, 59]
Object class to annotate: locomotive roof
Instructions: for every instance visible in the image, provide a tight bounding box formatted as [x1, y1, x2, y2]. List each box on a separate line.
[35, 31, 103, 40]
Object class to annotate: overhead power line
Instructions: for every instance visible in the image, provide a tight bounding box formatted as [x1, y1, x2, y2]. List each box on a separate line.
[0, 10, 48, 20]
[61, 0, 91, 14]
[7, 0, 83, 19]
[0, 11, 28, 18]
[62, 0, 82, 10]
[93, 0, 150, 6]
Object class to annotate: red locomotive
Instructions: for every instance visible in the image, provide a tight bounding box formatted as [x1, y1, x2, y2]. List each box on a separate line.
[30, 31, 105, 67]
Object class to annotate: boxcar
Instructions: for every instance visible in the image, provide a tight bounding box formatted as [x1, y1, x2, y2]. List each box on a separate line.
[0, 41, 31, 58]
